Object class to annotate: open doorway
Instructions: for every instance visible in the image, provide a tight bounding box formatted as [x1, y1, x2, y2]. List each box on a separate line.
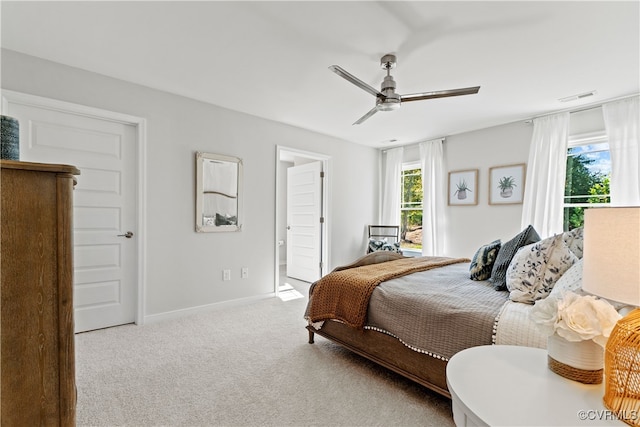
[275, 146, 330, 298]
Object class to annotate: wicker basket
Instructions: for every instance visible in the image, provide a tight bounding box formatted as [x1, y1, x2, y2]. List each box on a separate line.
[547, 333, 604, 384]
[603, 308, 640, 426]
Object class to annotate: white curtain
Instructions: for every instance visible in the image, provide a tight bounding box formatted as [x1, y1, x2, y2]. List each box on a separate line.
[420, 139, 445, 256]
[381, 147, 403, 226]
[603, 96, 640, 206]
[521, 112, 570, 237]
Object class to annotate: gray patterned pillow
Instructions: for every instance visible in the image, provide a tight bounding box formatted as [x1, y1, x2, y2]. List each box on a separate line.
[489, 225, 540, 291]
[367, 238, 402, 254]
[506, 234, 578, 304]
[562, 226, 584, 259]
[469, 240, 501, 280]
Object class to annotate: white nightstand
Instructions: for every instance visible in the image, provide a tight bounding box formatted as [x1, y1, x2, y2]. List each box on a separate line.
[446, 345, 624, 426]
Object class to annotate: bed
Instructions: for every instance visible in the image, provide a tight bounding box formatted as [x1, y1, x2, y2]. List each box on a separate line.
[304, 225, 584, 398]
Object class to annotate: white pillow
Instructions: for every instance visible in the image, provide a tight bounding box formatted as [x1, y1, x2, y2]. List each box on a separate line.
[506, 234, 579, 304]
[548, 258, 583, 299]
[547, 258, 628, 311]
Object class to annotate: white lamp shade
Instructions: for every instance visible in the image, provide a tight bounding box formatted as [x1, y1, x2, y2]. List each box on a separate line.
[582, 207, 640, 306]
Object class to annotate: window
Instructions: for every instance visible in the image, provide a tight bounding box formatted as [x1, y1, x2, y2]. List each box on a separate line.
[564, 133, 611, 230]
[400, 163, 422, 251]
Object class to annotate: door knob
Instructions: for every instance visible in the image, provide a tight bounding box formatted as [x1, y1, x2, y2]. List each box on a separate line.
[118, 231, 134, 238]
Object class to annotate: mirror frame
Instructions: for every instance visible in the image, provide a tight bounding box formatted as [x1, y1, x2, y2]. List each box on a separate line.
[195, 151, 243, 232]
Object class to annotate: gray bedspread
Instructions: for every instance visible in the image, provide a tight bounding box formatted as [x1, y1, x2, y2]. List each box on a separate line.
[365, 262, 509, 361]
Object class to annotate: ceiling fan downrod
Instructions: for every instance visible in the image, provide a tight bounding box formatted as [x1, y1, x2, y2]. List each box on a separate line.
[378, 54, 400, 111]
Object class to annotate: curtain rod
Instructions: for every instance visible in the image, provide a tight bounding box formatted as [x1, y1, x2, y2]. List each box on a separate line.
[524, 92, 640, 123]
[380, 137, 445, 153]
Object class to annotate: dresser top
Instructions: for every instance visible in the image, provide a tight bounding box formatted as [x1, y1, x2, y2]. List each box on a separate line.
[1, 159, 80, 175]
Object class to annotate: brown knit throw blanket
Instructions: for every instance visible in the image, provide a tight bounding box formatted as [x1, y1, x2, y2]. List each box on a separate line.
[307, 256, 470, 329]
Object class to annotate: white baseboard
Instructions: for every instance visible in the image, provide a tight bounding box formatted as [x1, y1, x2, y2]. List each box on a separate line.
[143, 293, 276, 324]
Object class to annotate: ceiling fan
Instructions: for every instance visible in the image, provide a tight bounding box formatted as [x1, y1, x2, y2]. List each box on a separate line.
[329, 54, 480, 125]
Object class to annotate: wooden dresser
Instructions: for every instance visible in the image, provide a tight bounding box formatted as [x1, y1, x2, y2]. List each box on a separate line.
[1, 160, 80, 426]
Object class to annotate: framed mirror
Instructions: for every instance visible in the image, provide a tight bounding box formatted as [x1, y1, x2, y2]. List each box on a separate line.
[195, 152, 243, 232]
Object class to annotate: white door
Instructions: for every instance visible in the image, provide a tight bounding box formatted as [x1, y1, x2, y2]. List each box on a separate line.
[286, 161, 323, 283]
[5, 99, 138, 332]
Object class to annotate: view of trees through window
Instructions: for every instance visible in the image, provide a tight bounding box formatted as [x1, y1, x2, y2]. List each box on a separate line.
[401, 167, 422, 250]
[564, 141, 611, 230]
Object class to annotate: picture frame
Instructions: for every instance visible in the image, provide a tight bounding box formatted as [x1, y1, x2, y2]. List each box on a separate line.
[448, 169, 478, 206]
[489, 163, 526, 205]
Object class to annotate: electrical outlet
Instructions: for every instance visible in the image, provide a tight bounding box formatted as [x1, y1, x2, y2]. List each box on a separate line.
[241, 267, 249, 279]
[223, 269, 231, 281]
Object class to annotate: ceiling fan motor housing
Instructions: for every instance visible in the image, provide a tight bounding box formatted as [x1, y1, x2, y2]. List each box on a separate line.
[379, 73, 401, 111]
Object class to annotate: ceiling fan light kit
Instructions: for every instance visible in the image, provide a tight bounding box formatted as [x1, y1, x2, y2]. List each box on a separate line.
[330, 53, 480, 125]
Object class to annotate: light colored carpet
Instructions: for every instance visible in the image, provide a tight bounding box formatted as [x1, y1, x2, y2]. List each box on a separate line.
[75, 279, 454, 426]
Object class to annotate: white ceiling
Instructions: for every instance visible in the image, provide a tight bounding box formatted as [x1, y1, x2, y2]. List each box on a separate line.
[2, 1, 639, 148]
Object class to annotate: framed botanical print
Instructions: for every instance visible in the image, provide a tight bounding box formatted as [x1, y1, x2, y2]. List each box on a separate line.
[448, 169, 478, 206]
[489, 163, 526, 205]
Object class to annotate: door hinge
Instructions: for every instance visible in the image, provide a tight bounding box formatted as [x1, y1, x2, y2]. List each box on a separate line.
[320, 171, 325, 178]
[320, 217, 325, 223]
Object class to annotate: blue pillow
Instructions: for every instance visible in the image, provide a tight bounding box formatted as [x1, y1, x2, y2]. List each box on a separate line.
[469, 240, 501, 281]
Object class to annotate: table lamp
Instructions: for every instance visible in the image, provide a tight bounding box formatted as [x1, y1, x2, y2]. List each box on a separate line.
[582, 207, 640, 426]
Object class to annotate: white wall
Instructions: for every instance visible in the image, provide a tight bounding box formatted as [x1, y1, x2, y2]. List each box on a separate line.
[1, 49, 379, 317]
[389, 105, 611, 259]
[399, 121, 533, 258]
[444, 121, 533, 257]
[440, 107, 608, 258]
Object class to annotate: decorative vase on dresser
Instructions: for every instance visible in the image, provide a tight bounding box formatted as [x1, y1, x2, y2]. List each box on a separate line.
[1, 160, 80, 425]
[0, 115, 20, 160]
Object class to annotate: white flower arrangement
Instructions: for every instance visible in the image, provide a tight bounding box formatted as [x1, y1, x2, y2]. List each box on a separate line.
[530, 291, 622, 348]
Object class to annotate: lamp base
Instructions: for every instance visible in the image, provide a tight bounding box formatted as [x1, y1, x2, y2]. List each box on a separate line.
[604, 308, 640, 426]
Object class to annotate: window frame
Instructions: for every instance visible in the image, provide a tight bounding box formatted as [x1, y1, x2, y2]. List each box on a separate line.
[563, 131, 611, 229]
[400, 161, 423, 252]
[400, 161, 422, 212]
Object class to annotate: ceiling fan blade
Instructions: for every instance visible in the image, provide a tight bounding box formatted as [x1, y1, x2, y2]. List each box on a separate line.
[329, 65, 384, 98]
[353, 106, 379, 125]
[400, 86, 480, 103]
